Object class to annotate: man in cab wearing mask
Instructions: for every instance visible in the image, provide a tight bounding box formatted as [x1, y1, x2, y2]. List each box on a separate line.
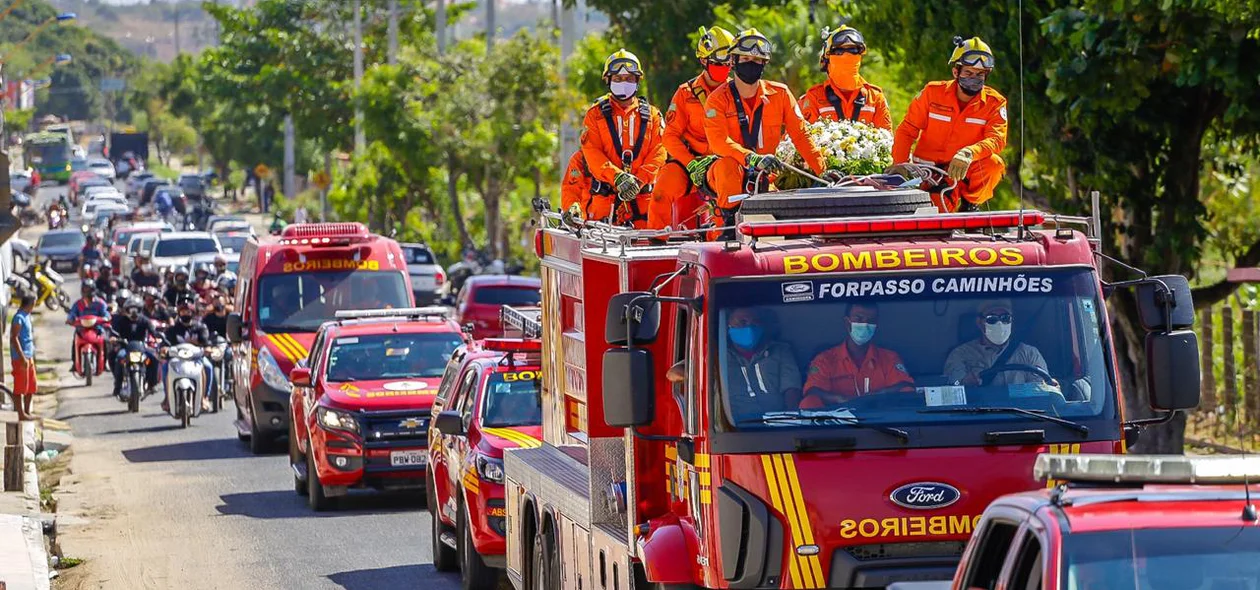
[722, 307, 803, 422]
[891, 36, 1008, 212]
[944, 299, 1049, 387]
[798, 25, 892, 129]
[800, 301, 913, 409]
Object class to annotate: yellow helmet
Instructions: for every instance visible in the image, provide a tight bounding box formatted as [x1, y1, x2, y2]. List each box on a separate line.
[696, 26, 736, 62]
[730, 28, 773, 60]
[948, 36, 994, 69]
[819, 25, 866, 70]
[602, 49, 643, 79]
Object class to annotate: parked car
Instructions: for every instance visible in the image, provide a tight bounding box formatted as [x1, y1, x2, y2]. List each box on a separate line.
[87, 157, 117, 180]
[399, 243, 446, 305]
[454, 275, 542, 339]
[150, 231, 222, 272]
[36, 229, 87, 272]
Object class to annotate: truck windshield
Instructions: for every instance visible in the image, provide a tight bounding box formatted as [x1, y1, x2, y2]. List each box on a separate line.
[29, 142, 70, 165]
[257, 271, 410, 332]
[1062, 526, 1260, 590]
[325, 333, 463, 381]
[711, 268, 1115, 444]
[481, 372, 543, 428]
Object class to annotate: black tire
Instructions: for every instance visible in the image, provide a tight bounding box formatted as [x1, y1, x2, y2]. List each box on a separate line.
[127, 372, 141, 413]
[248, 398, 273, 454]
[180, 394, 191, 428]
[210, 379, 221, 413]
[738, 187, 933, 220]
[306, 451, 333, 511]
[429, 474, 458, 572]
[459, 505, 501, 590]
[289, 420, 307, 496]
[83, 352, 93, 387]
[528, 528, 554, 590]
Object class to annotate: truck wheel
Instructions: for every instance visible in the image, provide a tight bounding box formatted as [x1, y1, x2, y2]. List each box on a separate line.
[248, 403, 273, 454]
[306, 451, 334, 511]
[429, 476, 458, 572]
[459, 507, 501, 590]
[529, 529, 555, 590]
[289, 421, 307, 496]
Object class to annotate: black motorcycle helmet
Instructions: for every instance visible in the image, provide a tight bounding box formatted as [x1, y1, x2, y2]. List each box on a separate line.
[173, 265, 190, 286]
[81, 283, 96, 298]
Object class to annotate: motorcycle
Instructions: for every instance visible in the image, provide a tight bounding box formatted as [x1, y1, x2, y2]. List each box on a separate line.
[80, 261, 100, 283]
[71, 315, 108, 386]
[162, 343, 209, 428]
[116, 338, 152, 413]
[7, 263, 71, 311]
[206, 337, 231, 413]
[47, 205, 65, 230]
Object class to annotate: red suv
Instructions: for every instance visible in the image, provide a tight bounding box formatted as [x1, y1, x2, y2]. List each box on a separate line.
[287, 307, 467, 511]
[454, 275, 541, 339]
[427, 337, 543, 589]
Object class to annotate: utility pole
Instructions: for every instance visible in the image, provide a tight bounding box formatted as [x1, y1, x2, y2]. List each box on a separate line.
[387, 0, 398, 66]
[436, 0, 446, 54]
[558, 0, 583, 177]
[172, 1, 181, 56]
[486, 0, 495, 53]
[352, 0, 364, 154]
[283, 114, 295, 199]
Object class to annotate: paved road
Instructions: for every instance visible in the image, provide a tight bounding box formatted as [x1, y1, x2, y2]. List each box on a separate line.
[37, 183, 465, 590]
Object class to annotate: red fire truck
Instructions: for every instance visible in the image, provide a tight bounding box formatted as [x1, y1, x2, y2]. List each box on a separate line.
[501, 189, 1200, 590]
[227, 222, 415, 453]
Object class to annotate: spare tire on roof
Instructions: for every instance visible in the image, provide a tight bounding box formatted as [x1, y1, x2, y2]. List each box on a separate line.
[738, 187, 934, 220]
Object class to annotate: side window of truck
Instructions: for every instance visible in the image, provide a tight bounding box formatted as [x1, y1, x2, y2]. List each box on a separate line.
[1006, 532, 1044, 590]
[960, 519, 1019, 590]
[456, 369, 480, 429]
[433, 361, 463, 410]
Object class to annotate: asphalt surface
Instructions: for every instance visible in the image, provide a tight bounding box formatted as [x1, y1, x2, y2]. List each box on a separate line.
[39, 183, 466, 590]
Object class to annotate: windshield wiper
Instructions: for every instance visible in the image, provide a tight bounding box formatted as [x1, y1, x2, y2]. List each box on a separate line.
[919, 407, 1090, 437]
[739, 410, 910, 443]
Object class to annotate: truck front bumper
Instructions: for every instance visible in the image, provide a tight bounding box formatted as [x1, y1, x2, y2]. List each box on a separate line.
[310, 409, 431, 491]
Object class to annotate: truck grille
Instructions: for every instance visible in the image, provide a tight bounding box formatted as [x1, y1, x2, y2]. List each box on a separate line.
[844, 541, 967, 562]
[359, 411, 430, 448]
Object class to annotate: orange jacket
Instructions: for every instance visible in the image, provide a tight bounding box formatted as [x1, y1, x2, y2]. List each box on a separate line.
[801, 343, 913, 406]
[663, 75, 723, 167]
[893, 80, 1008, 164]
[799, 80, 892, 130]
[703, 80, 826, 174]
[560, 150, 591, 212]
[580, 95, 667, 187]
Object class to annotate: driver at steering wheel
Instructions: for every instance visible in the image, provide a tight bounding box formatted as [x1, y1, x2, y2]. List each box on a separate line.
[801, 302, 913, 408]
[944, 299, 1049, 386]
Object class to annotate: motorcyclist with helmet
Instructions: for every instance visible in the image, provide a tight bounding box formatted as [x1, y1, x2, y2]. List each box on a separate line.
[130, 253, 162, 290]
[191, 265, 217, 301]
[163, 266, 198, 308]
[66, 283, 111, 375]
[141, 286, 173, 323]
[110, 297, 161, 399]
[162, 301, 215, 412]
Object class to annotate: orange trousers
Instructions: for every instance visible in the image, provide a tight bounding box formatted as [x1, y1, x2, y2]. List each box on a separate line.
[651, 161, 706, 230]
[932, 153, 1006, 212]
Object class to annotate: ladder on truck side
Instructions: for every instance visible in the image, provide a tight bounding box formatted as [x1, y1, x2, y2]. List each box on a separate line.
[500, 306, 542, 340]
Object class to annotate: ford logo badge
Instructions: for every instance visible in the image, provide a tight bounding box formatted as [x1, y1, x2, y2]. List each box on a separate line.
[784, 282, 811, 294]
[889, 482, 961, 510]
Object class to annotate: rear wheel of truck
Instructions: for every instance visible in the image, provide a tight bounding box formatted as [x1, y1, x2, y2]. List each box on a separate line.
[306, 451, 334, 511]
[458, 505, 501, 590]
[429, 475, 458, 572]
[529, 528, 556, 590]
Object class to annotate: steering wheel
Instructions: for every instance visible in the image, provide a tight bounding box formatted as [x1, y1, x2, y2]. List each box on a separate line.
[979, 363, 1055, 386]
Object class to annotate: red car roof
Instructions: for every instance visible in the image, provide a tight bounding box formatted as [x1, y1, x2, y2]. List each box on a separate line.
[1006, 485, 1260, 533]
[321, 317, 463, 338]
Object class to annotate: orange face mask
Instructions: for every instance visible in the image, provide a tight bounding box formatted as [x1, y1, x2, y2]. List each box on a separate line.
[827, 54, 863, 90]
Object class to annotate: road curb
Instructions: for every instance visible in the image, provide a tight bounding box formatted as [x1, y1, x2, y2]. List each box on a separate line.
[0, 420, 50, 590]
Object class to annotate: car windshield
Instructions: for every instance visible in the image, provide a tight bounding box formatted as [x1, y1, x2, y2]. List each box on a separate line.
[711, 268, 1116, 446]
[154, 238, 218, 257]
[217, 236, 247, 253]
[1062, 527, 1260, 590]
[472, 285, 541, 306]
[40, 232, 85, 249]
[403, 247, 434, 265]
[256, 271, 410, 332]
[71, 159, 88, 171]
[325, 333, 463, 381]
[482, 371, 543, 428]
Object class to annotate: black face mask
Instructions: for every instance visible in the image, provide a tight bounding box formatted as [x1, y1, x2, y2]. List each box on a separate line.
[127, 311, 139, 320]
[957, 75, 985, 96]
[734, 61, 766, 84]
[179, 315, 193, 325]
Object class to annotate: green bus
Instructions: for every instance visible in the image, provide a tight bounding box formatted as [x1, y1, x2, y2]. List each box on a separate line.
[24, 132, 73, 183]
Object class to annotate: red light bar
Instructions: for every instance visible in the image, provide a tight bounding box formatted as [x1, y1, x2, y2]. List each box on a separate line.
[738, 211, 1047, 238]
[279, 222, 370, 246]
[481, 338, 542, 353]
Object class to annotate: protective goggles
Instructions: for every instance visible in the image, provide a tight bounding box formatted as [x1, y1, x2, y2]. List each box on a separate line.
[732, 35, 772, 59]
[956, 50, 995, 69]
[827, 29, 866, 53]
[829, 45, 865, 55]
[983, 313, 1013, 325]
[704, 47, 732, 64]
[605, 58, 642, 77]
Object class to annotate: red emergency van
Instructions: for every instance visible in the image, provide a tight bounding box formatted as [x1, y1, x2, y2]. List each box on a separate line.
[227, 222, 415, 453]
[428, 311, 544, 589]
[286, 307, 465, 510]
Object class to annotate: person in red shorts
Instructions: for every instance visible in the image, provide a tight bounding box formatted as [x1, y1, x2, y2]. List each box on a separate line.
[9, 294, 38, 420]
[801, 301, 913, 409]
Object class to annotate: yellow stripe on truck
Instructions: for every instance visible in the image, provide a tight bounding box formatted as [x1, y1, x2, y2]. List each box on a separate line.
[267, 334, 301, 362]
[781, 454, 825, 585]
[281, 333, 309, 358]
[762, 455, 804, 589]
[762, 454, 824, 589]
[482, 428, 542, 448]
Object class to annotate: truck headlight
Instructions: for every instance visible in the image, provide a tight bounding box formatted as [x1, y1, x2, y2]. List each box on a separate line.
[477, 455, 505, 484]
[316, 406, 358, 433]
[257, 347, 291, 392]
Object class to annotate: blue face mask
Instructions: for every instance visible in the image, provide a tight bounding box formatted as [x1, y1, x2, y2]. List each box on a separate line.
[728, 325, 763, 349]
[849, 322, 876, 346]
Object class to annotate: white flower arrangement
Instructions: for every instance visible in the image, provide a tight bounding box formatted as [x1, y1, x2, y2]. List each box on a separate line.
[775, 119, 894, 189]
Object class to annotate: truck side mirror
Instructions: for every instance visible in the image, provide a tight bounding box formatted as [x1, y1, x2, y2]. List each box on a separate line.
[1135, 275, 1194, 332]
[604, 291, 660, 346]
[602, 348, 654, 427]
[226, 312, 244, 343]
[289, 367, 312, 387]
[1145, 330, 1201, 411]
[434, 410, 465, 436]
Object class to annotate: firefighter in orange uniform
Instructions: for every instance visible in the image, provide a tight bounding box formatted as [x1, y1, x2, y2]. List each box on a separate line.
[798, 25, 892, 130]
[651, 26, 736, 230]
[560, 150, 597, 220]
[580, 49, 667, 229]
[892, 36, 1008, 212]
[703, 29, 841, 238]
[800, 302, 913, 409]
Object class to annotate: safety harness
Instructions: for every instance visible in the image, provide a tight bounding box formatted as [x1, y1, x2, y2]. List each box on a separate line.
[589, 96, 654, 225]
[825, 85, 867, 123]
[728, 81, 770, 198]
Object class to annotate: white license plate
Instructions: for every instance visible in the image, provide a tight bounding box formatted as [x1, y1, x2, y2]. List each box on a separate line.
[390, 450, 428, 467]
